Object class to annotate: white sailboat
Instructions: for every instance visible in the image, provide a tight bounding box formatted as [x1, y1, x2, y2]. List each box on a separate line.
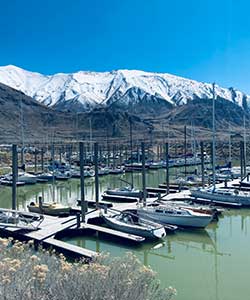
[4, 171, 37, 184]
[190, 84, 250, 206]
[190, 186, 250, 206]
[102, 210, 166, 240]
[136, 205, 213, 228]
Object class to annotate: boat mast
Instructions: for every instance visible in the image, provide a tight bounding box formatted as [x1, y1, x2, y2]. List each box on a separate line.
[129, 117, 134, 189]
[212, 83, 216, 190]
[20, 97, 25, 167]
[228, 126, 232, 167]
[89, 117, 92, 163]
[184, 125, 187, 177]
[243, 114, 247, 176]
[191, 121, 197, 173]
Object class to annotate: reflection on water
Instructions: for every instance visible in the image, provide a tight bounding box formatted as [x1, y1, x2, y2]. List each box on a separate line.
[0, 168, 250, 300]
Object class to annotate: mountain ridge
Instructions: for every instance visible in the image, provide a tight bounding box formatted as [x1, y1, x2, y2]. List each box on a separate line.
[0, 65, 249, 113]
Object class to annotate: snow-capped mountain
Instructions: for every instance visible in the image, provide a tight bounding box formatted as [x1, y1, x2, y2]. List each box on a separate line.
[0, 65, 249, 112]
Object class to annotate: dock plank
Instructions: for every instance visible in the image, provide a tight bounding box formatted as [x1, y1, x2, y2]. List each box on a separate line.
[25, 217, 77, 241]
[102, 193, 138, 202]
[81, 223, 145, 242]
[44, 237, 97, 258]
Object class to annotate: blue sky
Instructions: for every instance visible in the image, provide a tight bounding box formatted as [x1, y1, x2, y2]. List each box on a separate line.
[1, 0, 250, 93]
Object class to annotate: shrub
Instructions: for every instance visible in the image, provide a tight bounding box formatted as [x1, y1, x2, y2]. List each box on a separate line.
[0, 238, 176, 300]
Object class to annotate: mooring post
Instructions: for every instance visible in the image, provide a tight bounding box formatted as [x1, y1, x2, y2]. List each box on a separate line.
[94, 142, 99, 206]
[34, 150, 37, 173]
[76, 212, 81, 228]
[107, 143, 110, 167]
[200, 141, 205, 187]
[137, 144, 140, 163]
[165, 142, 170, 194]
[12, 144, 17, 210]
[38, 196, 43, 210]
[41, 147, 44, 172]
[184, 125, 187, 177]
[129, 117, 134, 189]
[79, 142, 86, 222]
[119, 145, 122, 166]
[59, 147, 62, 164]
[112, 144, 115, 168]
[51, 144, 55, 202]
[141, 142, 146, 207]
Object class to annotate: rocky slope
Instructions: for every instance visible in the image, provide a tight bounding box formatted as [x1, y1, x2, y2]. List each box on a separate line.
[0, 83, 151, 143]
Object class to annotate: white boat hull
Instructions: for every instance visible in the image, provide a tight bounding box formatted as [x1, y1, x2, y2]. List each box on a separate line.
[191, 189, 250, 206]
[137, 209, 212, 228]
[103, 216, 166, 239]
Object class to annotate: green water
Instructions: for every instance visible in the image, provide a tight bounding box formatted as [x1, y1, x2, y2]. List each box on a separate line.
[0, 167, 249, 300]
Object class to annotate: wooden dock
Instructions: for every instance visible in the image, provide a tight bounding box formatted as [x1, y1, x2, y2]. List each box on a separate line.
[102, 193, 138, 202]
[77, 199, 113, 208]
[146, 187, 179, 194]
[158, 183, 189, 190]
[189, 196, 242, 207]
[146, 187, 168, 194]
[81, 223, 145, 242]
[0, 215, 97, 259]
[0, 201, 147, 259]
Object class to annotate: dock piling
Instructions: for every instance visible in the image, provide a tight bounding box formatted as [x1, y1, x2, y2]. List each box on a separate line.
[141, 142, 146, 206]
[12, 144, 17, 210]
[34, 149, 37, 173]
[165, 142, 169, 194]
[94, 143, 99, 206]
[80, 142, 86, 222]
[184, 125, 187, 177]
[200, 141, 205, 187]
[41, 148, 44, 172]
[76, 213, 81, 228]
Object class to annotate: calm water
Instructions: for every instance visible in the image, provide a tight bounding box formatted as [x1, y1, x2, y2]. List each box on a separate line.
[0, 167, 249, 300]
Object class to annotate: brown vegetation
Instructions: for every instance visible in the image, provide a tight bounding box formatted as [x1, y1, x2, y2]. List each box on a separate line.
[0, 238, 176, 300]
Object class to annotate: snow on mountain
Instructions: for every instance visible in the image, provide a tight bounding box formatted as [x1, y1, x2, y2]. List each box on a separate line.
[0, 65, 249, 112]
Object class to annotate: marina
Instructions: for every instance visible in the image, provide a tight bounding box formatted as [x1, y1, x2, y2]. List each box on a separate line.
[2, 3, 250, 300]
[0, 141, 249, 300]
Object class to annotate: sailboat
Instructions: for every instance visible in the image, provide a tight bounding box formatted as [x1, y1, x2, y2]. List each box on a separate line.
[28, 201, 71, 216]
[28, 191, 72, 216]
[4, 171, 37, 184]
[190, 84, 250, 206]
[105, 117, 141, 198]
[0, 208, 44, 230]
[102, 210, 166, 240]
[136, 204, 213, 228]
[105, 186, 141, 198]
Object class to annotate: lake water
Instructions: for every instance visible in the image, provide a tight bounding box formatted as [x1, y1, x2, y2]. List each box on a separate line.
[0, 166, 249, 300]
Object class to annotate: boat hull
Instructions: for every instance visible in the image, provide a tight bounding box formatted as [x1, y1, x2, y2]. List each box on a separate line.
[106, 190, 141, 198]
[137, 210, 212, 228]
[102, 216, 166, 239]
[28, 206, 71, 216]
[191, 189, 250, 206]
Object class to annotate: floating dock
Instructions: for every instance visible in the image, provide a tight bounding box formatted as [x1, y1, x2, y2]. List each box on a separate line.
[102, 193, 139, 202]
[0, 215, 97, 259]
[0, 203, 147, 259]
